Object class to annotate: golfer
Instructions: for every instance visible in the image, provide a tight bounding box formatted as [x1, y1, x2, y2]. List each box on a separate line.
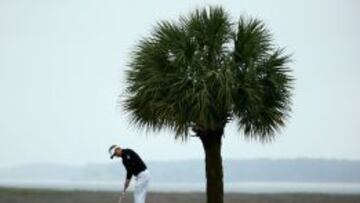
[109, 145, 151, 203]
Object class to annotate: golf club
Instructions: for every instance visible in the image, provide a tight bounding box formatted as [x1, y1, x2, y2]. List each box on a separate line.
[118, 191, 126, 203]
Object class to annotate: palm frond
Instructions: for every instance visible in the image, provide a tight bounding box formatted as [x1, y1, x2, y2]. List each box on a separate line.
[124, 6, 294, 141]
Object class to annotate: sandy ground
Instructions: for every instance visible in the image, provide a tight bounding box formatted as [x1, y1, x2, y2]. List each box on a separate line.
[1, 188, 360, 203]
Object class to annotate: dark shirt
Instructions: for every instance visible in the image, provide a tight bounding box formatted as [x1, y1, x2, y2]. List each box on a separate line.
[121, 148, 147, 180]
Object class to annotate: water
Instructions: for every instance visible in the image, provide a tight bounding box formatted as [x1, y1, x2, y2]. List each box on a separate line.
[1, 180, 360, 194]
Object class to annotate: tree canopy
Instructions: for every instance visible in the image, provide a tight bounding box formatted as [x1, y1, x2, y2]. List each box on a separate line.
[124, 6, 293, 141]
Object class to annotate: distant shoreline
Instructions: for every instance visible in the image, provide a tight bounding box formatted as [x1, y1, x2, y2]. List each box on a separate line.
[1, 180, 360, 194]
[1, 159, 360, 184]
[1, 186, 360, 194]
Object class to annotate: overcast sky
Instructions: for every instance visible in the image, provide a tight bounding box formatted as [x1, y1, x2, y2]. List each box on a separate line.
[0, 0, 359, 168]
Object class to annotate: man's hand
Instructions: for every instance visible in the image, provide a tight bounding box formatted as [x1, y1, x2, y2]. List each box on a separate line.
[124, 179, 131, 192]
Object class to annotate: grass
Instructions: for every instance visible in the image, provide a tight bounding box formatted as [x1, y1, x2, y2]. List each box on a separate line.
[1, 187, 360, 203]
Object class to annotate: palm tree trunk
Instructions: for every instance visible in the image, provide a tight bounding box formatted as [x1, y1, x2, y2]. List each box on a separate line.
[199, 129, 224, 203]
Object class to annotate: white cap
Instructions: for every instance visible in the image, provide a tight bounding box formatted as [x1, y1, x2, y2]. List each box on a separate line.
[108, 145, 120, 159]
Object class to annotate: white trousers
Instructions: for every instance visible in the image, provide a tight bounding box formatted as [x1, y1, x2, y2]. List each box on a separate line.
[134, 169, 150, 203]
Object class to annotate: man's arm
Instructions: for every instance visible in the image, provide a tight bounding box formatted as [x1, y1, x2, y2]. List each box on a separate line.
[123, 160, 133, 191]
[124, 170, 133, 190]
[124, 177, 131, 191]
[126, 170, 133, 180]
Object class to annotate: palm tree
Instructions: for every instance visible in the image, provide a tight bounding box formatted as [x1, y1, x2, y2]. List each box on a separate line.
[123, 6, 293, 203]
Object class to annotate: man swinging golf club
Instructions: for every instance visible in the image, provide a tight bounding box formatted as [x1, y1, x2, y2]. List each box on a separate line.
[109, 145, 151, 203]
